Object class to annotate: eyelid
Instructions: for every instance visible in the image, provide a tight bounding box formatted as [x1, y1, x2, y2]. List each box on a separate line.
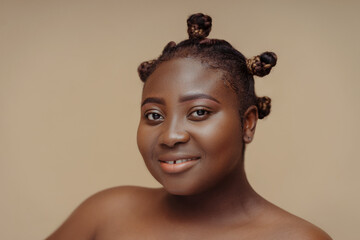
[187, 107, 212, 120]
[143, 106, 163, 116]
[188, 105, 212, 113]
[144, 109, 165, 122]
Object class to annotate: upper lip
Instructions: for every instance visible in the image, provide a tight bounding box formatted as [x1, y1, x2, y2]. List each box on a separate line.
[158, 154, 201, 162]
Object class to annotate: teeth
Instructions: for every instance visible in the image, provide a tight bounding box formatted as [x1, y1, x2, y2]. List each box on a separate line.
[165, 157, 198, 164]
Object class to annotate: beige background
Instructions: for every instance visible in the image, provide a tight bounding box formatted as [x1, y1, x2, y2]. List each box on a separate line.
[1, 0, 359, 239]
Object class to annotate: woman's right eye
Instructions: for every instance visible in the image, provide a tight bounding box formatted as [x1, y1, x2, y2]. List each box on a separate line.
[145, 112, 164, 121]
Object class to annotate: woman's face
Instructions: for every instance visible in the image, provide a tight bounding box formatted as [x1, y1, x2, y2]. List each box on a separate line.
[137, 58, 245, 195]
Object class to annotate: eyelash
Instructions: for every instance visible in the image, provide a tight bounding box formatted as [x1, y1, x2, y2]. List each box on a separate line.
[144, 108, 211, 123]
[188, 108, 211, 120]
[145, 112, 164, 121]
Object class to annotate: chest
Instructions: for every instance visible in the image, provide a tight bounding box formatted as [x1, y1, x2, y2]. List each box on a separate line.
[94, 218, 274, 240]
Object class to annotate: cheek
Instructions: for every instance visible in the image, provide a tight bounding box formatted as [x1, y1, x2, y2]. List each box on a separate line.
[137, 124, 164, 184]
[136, 124, 155, 160]
[194, 114, 243, 153]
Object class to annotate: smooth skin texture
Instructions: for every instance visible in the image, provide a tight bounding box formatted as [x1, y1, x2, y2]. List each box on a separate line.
[46, 58, 332, 240]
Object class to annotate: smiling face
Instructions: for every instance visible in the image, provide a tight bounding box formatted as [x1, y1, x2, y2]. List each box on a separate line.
[137, 58, 247, 195]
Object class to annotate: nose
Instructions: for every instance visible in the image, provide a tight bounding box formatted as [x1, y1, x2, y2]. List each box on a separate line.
[159, 118, 190, 148]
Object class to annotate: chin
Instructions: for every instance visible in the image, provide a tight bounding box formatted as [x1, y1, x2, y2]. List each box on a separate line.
[158, 178, 199, 196]
[161, 178, 215, 196]
[163, 186, 196, 196]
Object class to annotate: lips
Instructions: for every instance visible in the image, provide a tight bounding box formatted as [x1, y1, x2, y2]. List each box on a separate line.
[158, 155, 200, 174]
[160, 157, 199, 164]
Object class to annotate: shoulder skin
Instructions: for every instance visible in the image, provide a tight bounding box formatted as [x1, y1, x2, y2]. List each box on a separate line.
[45, 186, 158, 240]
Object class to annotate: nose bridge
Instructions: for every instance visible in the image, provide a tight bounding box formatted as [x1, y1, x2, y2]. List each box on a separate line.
[160, 114, 189, 147]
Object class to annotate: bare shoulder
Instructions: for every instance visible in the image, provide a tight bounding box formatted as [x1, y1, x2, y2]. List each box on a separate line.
[85, 185, 161, 211]
[273, 217, 332, 240]
[263, 205, 332, 240]
[71, 185, 162, 219]
[46, 186, 162, 240]
[275, 219, 332, 240]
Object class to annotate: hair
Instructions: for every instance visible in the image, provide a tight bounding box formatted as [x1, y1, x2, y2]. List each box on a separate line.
[138, 13, 277, 120]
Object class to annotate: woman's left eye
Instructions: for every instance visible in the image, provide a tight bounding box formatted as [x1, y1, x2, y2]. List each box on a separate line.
[188, 109, 211, 120]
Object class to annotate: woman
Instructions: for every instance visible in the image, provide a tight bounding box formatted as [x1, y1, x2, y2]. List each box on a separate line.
[46, 13, 332, 240]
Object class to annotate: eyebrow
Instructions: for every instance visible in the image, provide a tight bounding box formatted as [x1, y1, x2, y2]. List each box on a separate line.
[141, 97, 165, 106]
[179, 93, 220, 104]
[141, 93, 220, 107]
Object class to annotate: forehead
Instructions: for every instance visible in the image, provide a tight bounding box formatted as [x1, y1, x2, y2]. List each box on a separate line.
[142, 58, 238, 106]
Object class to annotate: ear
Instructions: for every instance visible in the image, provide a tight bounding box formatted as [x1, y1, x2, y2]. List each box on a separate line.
[243, 105, 258, 143]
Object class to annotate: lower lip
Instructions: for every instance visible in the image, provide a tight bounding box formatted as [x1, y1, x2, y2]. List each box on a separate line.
[159, 158, 200, 174]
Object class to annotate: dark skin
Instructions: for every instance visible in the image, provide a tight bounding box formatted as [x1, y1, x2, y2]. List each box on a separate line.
[46, 58, 332, 240]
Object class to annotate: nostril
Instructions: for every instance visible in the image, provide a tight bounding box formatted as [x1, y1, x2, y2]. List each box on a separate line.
[159, 130, 190, 148]
[159, 119, 190, 147]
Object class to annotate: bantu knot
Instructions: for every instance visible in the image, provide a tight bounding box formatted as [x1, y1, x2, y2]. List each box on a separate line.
[256, 96, 271, 119]
[162, 41, 176, 54]
[187, 13, 212, 40]
[137, 60, 157, 82]
[246, 52, 277, 77]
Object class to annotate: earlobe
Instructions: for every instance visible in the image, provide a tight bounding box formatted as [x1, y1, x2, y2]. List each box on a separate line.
[243, 106, 258, 143]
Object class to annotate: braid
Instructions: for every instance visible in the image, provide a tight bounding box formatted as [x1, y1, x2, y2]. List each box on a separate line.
[246, 52, 277, 77]
[137, 13, 278, 120]
[162, 41, 177, 54]
[137, 60, 157, 82]
[256, 96, 271, 119]
[187, 13, 212, 40]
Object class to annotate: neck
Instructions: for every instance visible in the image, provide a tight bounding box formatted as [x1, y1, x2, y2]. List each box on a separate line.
[162, 162, 265, 223]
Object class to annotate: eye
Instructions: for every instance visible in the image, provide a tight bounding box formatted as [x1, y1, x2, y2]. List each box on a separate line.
[145, 112, 164, 122]
[188, 108, 211, 121]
